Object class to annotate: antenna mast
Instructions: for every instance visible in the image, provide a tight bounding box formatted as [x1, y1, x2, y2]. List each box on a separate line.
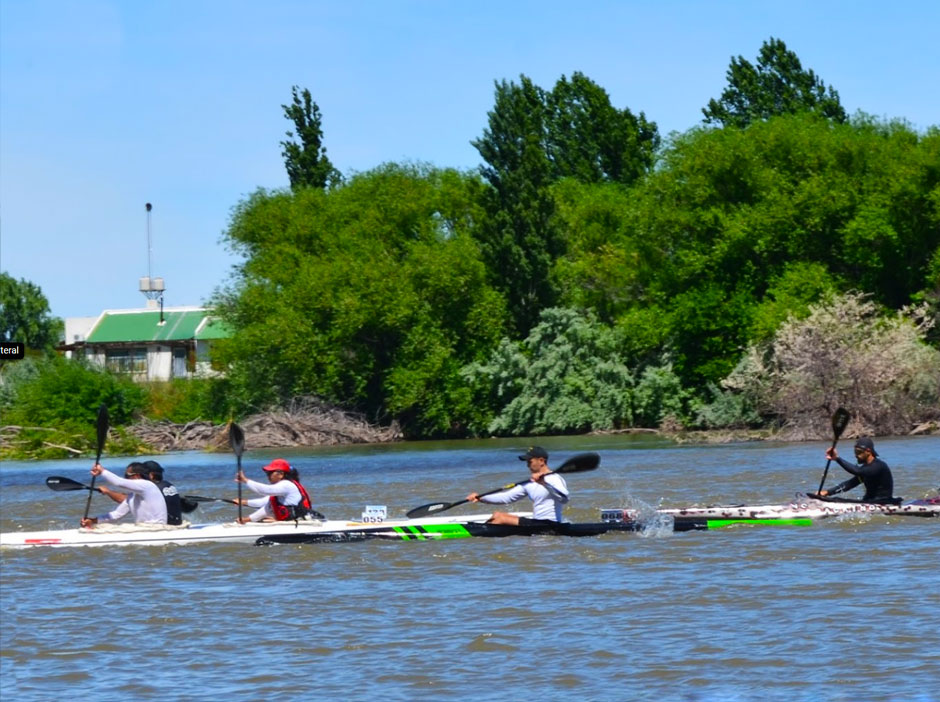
[139, 202, 166, 319]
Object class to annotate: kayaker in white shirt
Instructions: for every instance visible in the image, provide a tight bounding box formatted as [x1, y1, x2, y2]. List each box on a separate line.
[80, 462, 168, 527]
[468, 446, 569, 525]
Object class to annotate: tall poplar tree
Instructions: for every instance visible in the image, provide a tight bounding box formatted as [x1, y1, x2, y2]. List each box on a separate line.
[703, 37, 846, 128]
[281, 86, 341, 190]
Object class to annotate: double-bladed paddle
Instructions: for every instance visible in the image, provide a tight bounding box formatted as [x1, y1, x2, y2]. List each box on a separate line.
[49, 476, 204, 513]
[47, 475, 102, 493]
[83, 404, 109, 520]
[816, 407, 851, 495]
[405, 451, 601, 519]
[229, 422, 246, 522]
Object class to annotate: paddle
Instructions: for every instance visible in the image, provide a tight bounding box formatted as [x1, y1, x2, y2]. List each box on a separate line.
[83, 404, 109, 520]
[405, 451, 601, 519]
[184, 494, 241, 506]
[229, 422, 245, 522]
[46, 476, 102, 493]
[183, 495, 326, 519]
[816, 407, 851, 495]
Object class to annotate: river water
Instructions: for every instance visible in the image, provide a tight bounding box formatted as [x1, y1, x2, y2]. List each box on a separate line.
[1, 434, 938, 702]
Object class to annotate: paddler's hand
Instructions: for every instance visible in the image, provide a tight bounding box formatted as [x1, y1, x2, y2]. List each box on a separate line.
[467, 492, 480, 503]
[80, 517, 98, 528]
[825, 447, 838, 461]
[90, 463, 103, 477]
[236, 517, 252, 524]
[817, 490, 829, 497]
[235, 470, 247, 484]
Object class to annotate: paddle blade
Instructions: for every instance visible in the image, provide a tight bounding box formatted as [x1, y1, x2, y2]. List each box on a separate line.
[229, 422, 245, 458]
[555, 452, 601, 474]
[406, 502, 454, 519]
[831, 408, 850, 440]
[46, 476, 90, 492]
[94, 404, 109, 463]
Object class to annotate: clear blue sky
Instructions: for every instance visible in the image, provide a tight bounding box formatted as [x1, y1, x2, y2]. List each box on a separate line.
[2, 0, 938, 319]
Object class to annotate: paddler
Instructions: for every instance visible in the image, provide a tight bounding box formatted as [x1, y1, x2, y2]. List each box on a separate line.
[467, 446, 569, 526]
[233, 458, 314, 523]
[80, 462, 168, 528]
[818, 437, 897, 504]
[97, 460, 197, 525]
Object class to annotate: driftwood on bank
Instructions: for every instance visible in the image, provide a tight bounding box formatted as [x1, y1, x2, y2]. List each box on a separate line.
[128, 398, 402, 452]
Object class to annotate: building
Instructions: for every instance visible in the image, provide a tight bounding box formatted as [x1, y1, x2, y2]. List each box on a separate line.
[64, 307, 230, 381]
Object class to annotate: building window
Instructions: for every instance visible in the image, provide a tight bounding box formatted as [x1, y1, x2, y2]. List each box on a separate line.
[106, 348, 147, 376]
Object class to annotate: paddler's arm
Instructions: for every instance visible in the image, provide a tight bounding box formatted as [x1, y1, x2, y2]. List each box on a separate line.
[98, 485, 127, 504]
[536, 474, 569, 503]
[823, 476, 861, 497]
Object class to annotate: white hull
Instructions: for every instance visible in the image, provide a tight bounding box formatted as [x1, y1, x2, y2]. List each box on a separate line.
[655, 495, 940, 521]
[0, 512, 529, 549]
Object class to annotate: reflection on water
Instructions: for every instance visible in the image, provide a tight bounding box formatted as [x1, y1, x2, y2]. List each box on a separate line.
[1, 435, 938, 702]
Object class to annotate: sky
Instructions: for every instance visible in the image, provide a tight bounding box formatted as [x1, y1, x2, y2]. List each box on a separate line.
[2, 0, 938, 321]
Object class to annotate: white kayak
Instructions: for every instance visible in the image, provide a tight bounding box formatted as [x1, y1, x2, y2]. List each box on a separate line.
[0, 512, 529, 549]
[652, 494, 940, 521]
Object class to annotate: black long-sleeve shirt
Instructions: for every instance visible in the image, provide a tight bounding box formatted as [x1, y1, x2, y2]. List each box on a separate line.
[828, 456, 894, 503]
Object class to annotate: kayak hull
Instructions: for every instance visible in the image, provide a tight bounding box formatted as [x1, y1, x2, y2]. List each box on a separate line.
[651, 494, 940, 521]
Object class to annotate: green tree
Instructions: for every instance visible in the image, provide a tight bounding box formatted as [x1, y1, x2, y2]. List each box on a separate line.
[0, 272, 62, 352]
[554, 114, 939, 388]
[472, 76, 561, 334]
[703, 37, 846, 127]
[472, 73, 660, 334]
[281, 85, 341, 191]
[546, 72, 659, 185]
[217, 164, 508, 436]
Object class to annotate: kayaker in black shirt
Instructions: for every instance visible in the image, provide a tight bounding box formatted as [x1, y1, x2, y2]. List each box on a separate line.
[817, 437, 897, 504]
[144, 461, 198, 525]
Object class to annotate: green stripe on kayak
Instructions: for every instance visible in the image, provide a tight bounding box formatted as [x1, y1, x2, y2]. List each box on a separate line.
[705, 518, 812, 529]
[392, 524, 474, 540]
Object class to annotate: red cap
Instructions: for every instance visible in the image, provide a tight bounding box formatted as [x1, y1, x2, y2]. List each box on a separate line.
[262, 459, 291, 473]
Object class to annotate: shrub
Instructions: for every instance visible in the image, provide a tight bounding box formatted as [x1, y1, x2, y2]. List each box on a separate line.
[723, 291, 940, 435]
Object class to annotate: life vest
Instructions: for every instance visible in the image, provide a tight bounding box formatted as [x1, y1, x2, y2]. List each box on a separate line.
[268, 479, 313, 521]
[155, 479, 183, 526]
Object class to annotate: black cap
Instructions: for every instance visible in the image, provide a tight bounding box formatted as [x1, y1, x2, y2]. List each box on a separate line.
[143, 460, 164, 476]
[518, 446, 548, 461]
[854, 437, 878, 456]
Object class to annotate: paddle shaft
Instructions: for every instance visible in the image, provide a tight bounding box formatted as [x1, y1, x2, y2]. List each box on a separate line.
[83, 405, 109, 520]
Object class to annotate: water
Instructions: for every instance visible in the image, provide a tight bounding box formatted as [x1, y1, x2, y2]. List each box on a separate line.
[1, 434, 938, 702]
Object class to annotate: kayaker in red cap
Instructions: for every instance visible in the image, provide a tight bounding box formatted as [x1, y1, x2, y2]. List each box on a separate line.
[234, 458, 315, 523]
[467, 446, 569, 526]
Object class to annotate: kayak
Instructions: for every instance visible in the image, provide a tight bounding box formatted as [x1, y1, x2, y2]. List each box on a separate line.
[652, 494, 940, 521]
[5, 494, 933, 548]
[0, 509, 812, 549]
[0, 513, 518, 549]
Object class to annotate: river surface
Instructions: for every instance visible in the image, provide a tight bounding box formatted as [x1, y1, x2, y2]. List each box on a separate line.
[1, 434, 938, 702]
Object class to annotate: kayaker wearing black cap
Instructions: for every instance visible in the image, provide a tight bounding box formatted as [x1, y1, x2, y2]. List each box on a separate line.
[818, 437, 897, 504]
[234, 458, 314, 523]
[467, 446, 569, 526]
[144, 460, 198, 525]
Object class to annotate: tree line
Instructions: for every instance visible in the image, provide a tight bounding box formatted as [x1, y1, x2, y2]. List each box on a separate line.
[3, 37, 939, 455]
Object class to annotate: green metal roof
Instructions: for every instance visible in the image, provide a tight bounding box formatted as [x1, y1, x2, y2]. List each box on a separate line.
[195, 317, 232, 340]
[85, 310, 229, 343]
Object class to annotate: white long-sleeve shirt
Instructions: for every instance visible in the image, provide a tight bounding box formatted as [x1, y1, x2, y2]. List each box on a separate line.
[95, 469, 168, 524]
[243, 478, 303, 522]
[479, 473, 569, 521]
